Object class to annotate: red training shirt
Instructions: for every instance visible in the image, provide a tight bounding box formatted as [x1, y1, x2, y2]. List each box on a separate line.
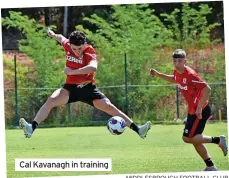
[173, 66, 208, 115]
[62, 39, 97, 84]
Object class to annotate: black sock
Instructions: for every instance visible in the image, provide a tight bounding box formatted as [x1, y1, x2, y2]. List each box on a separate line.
[32, 121, 38, 132]
[204, 158, 214, 167]
[130, 123, 139, 134]
[211, 137, 220, 144]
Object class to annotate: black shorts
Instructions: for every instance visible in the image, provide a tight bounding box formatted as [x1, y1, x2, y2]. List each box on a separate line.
[62, 83, 106, 106]
[183, 104, 211, 138]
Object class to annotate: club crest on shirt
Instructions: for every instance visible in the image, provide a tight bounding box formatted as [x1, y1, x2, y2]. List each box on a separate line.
[183, 78, 187, 84]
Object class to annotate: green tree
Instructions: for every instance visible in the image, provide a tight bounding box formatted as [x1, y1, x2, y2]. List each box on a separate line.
[2, 11, 66, 124]
[2, 11, 65, 88]
[160, 2, 221, 48]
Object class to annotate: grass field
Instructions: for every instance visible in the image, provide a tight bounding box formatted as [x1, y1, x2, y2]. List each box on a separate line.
[5, 122, 229, 178]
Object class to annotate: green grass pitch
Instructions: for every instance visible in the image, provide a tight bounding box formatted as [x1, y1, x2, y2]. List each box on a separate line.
[5, 123, 229, 178]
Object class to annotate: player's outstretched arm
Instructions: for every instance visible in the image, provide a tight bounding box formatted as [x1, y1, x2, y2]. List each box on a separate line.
[47, 28, 67, 44]
[150, 68, 176, 83]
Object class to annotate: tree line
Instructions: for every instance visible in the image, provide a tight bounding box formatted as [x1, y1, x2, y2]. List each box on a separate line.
[2, 2, 226, 127]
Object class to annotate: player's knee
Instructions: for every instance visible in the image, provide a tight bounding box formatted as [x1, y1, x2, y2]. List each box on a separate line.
[182, 136, 192, 143]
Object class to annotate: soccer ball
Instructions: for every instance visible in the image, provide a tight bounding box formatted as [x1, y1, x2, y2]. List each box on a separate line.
[107, 116, 126, 135]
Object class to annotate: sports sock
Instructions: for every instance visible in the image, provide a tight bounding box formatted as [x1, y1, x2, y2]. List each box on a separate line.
[32, 121, 38, 132]
[211, 137, 220, 144]
[130, 122, 139, 133]
[204, 158, 214, 167]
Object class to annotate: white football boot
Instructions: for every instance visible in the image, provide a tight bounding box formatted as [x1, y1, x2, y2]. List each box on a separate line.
[218, 135, 228, 156]
[138, 121, 152, 139]
[19, 118, 33, 138]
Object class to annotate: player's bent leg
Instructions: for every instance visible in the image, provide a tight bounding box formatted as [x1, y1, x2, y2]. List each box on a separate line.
[93, 98, 151, 139]
[193, 143, 217, 171]
[182, 105, 223, 171]
[183, 134, 228, 156]
[182, 135, 223, 171]
[193, 143, 210, 161]
[19, 88, 69, 138]
[182, 135, 212, 144]
[183, 139, 217, 171]
[182, 136, 192, 143]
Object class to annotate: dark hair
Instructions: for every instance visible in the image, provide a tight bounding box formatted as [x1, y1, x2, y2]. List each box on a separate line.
[172, 49, 186, 59]
[69, 30, 86, 46]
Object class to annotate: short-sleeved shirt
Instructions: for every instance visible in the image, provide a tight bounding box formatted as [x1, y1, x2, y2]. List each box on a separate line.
[62, 39, 97, 84]
[174, 66, 208, 114]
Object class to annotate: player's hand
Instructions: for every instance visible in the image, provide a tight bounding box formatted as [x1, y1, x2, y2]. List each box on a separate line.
[47, 28, 55, 37]
[64, 67, 74, 75]
[195, 106, 202, 119]
[150, 68, 159, 77]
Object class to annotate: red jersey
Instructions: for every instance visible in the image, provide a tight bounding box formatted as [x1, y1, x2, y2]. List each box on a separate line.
[62, 39, 97, 84]
[173, 66, 208, 114]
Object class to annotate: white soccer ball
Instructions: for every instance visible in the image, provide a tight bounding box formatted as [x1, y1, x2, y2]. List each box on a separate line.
[107, 116, 126, 135]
